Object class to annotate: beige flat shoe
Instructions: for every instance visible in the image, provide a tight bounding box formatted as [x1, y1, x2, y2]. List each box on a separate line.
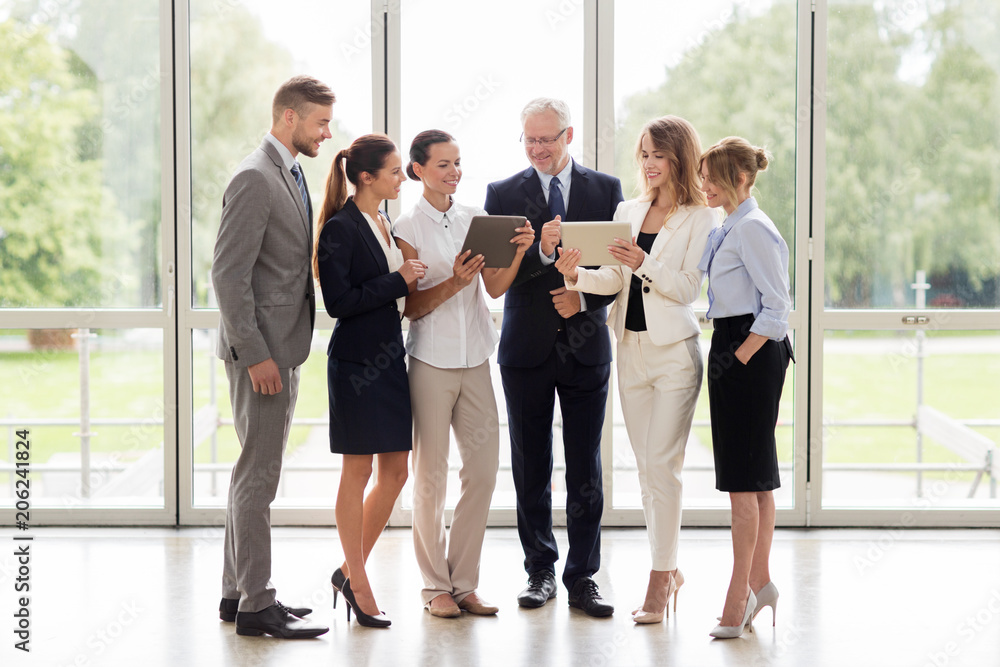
[426, 593, 461, 618]
[457, 593, 499, 615]
[426, 603, 461, 618]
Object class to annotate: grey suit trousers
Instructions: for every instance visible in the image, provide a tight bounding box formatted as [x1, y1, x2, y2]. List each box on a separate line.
[221, 362, 300, 612]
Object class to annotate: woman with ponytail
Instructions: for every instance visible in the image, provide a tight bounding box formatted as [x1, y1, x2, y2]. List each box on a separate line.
[315, 133, 427, 628]
[697, 137, 792, 639]
[392, 130, 533, 618]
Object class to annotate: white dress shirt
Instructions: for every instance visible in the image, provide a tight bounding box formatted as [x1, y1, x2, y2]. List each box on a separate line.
[393, 196, 499, 368]
[360, 211, 405, 315]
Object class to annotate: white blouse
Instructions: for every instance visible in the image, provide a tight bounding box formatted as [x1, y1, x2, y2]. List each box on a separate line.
[361, 211, 405, 315]
[393, 196, 499, 368]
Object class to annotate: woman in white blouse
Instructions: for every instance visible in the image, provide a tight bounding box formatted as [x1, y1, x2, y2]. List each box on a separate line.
[555, 116, 717, 625]
[394, 130, 534, 618]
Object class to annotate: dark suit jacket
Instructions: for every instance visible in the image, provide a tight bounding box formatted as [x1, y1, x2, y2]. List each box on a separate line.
[316, 198, 409, 364]
[484, 161, 624, 368]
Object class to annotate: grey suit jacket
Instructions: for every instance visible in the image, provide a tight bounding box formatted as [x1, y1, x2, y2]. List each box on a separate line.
[212, 138, 316, 369]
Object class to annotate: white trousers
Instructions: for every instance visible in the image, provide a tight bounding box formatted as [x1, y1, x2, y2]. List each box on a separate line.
[408, 357, 500, 604]
[617, 331, 702, 571]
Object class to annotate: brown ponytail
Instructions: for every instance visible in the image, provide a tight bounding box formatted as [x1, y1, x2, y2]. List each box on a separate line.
[313, 134, 398, 280]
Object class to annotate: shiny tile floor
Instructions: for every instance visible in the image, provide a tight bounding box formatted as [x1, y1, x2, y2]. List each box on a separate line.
[1, 526, 999, 666]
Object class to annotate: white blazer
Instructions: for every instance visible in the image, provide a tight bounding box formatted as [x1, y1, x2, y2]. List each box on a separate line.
[566, 199, 719, 346]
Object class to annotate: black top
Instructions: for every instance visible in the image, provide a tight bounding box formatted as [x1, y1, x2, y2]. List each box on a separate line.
[624, 231, 658, 332]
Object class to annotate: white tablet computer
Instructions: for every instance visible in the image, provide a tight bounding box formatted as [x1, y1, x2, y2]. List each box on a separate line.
[560, 221, 632, 266]
[460, 215, 527, 268]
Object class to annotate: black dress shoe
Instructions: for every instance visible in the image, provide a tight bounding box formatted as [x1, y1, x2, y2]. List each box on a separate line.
[220, 598, 312, 622]
[568, 577, 614, 617]
[235, 603, 328, 638]
[517, 570, 557, 608]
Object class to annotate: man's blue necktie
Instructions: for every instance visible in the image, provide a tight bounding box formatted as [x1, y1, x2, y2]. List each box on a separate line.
[548, 178, 566, 220]
[290, 162, 311, 219]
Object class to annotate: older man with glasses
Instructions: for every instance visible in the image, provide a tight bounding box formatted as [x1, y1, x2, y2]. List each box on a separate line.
[484, 97, 624, 617]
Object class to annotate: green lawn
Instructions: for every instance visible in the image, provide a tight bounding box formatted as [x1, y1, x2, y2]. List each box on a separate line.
[2, 333, 997, 483]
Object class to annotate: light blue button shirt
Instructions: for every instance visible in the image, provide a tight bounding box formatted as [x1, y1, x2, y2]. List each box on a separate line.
[702, 197, 790, 339]
[537, 159, 587, 311]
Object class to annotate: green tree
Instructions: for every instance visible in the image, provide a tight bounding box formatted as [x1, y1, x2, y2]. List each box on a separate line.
[616, 0, 1000, 308]
[0, 17, 129, 307]
[188, 2, 351, 306]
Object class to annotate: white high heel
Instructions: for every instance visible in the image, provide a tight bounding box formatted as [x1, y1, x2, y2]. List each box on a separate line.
[709, 590, 756, 639]
[753, 581, 779, 626]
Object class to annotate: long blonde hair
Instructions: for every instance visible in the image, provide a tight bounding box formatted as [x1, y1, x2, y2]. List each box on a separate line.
[634, 116, 707, 221]
[313, 133, 397, 279]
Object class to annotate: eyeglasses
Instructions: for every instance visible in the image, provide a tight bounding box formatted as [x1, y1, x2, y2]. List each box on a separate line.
[520, 127, 567, 147]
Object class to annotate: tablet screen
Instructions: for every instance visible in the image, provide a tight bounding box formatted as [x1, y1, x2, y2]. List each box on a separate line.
[560, 221, 632, 266]
[460, 215, 527, 268]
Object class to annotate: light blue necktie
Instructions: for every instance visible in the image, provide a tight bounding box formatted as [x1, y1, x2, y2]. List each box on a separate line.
[290, 162, 311, 219]
[698, 226, 727, 311]
[548, 178, 566, 220]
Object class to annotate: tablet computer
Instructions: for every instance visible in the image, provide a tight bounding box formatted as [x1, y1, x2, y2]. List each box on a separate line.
[560, 221, 632, 266]
[460, 215, 527, 268]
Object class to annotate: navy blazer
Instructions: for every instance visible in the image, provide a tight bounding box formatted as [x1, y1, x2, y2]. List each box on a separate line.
[485, 161, 624, 368]
[317, 198, 409, 364]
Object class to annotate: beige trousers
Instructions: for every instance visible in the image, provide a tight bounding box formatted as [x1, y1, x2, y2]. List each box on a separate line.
[408, 357, 500, 604]
[617, 331, 702, 571]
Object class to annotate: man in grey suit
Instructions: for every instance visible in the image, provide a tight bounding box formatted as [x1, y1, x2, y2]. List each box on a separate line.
[212, 75, 334, 639]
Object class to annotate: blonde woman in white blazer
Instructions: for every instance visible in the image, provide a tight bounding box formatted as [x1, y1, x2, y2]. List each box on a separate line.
[556, 116, 718, 625]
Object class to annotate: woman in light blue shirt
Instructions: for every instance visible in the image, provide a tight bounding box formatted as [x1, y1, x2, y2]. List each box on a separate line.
[698, 137, 792, 639]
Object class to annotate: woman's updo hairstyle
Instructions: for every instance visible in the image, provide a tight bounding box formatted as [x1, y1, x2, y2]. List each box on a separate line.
[406, 129, 456, 181]
[699, 136, 771, 210]
[314, 133, 398, 279]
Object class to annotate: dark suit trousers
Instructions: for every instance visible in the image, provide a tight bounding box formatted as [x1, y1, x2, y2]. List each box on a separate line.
[500, 331, 610, 588]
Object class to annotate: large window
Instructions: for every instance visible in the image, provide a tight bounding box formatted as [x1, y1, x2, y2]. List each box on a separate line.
[3, 1, 997, 526]
[818, 0, 1000, 516]
[0, 0, 171, 521]
[612, 0, 801, 512]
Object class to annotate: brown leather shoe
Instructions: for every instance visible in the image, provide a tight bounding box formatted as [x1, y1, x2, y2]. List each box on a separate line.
[457, 593, 499, 615]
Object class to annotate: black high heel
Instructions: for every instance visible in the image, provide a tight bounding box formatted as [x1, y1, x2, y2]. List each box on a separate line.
[331, 568, 346, 609]
[341, 578, 391, 628]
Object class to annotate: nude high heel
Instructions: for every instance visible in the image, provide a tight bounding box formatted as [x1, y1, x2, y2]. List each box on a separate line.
[709, 590, 755, 639]
[752, 581, 779, 626]
[633, 569, 684, 625]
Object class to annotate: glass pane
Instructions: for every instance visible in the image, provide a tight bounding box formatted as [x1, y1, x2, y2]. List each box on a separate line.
[190, 0, 372, 308]
[614, 0, 798, 300]
[826, 1, 1000, 308]
[613, 0, 799, 510]
[822, 330, 1000, 508]
[611, 330, 796, 510]
[0, 328, 164, 508]
[400, 0, 585, 313]
[192, 328, 337, 507]
[0, 1, 161, 308]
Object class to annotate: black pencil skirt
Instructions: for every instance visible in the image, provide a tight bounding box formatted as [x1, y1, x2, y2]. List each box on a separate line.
[328, 355, 413, 455]
[707, 314, 791, 492]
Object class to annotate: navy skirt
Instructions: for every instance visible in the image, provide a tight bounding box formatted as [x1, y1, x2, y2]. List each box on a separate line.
[707, 314, 791, 492]
[328, 354, 413, 455]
